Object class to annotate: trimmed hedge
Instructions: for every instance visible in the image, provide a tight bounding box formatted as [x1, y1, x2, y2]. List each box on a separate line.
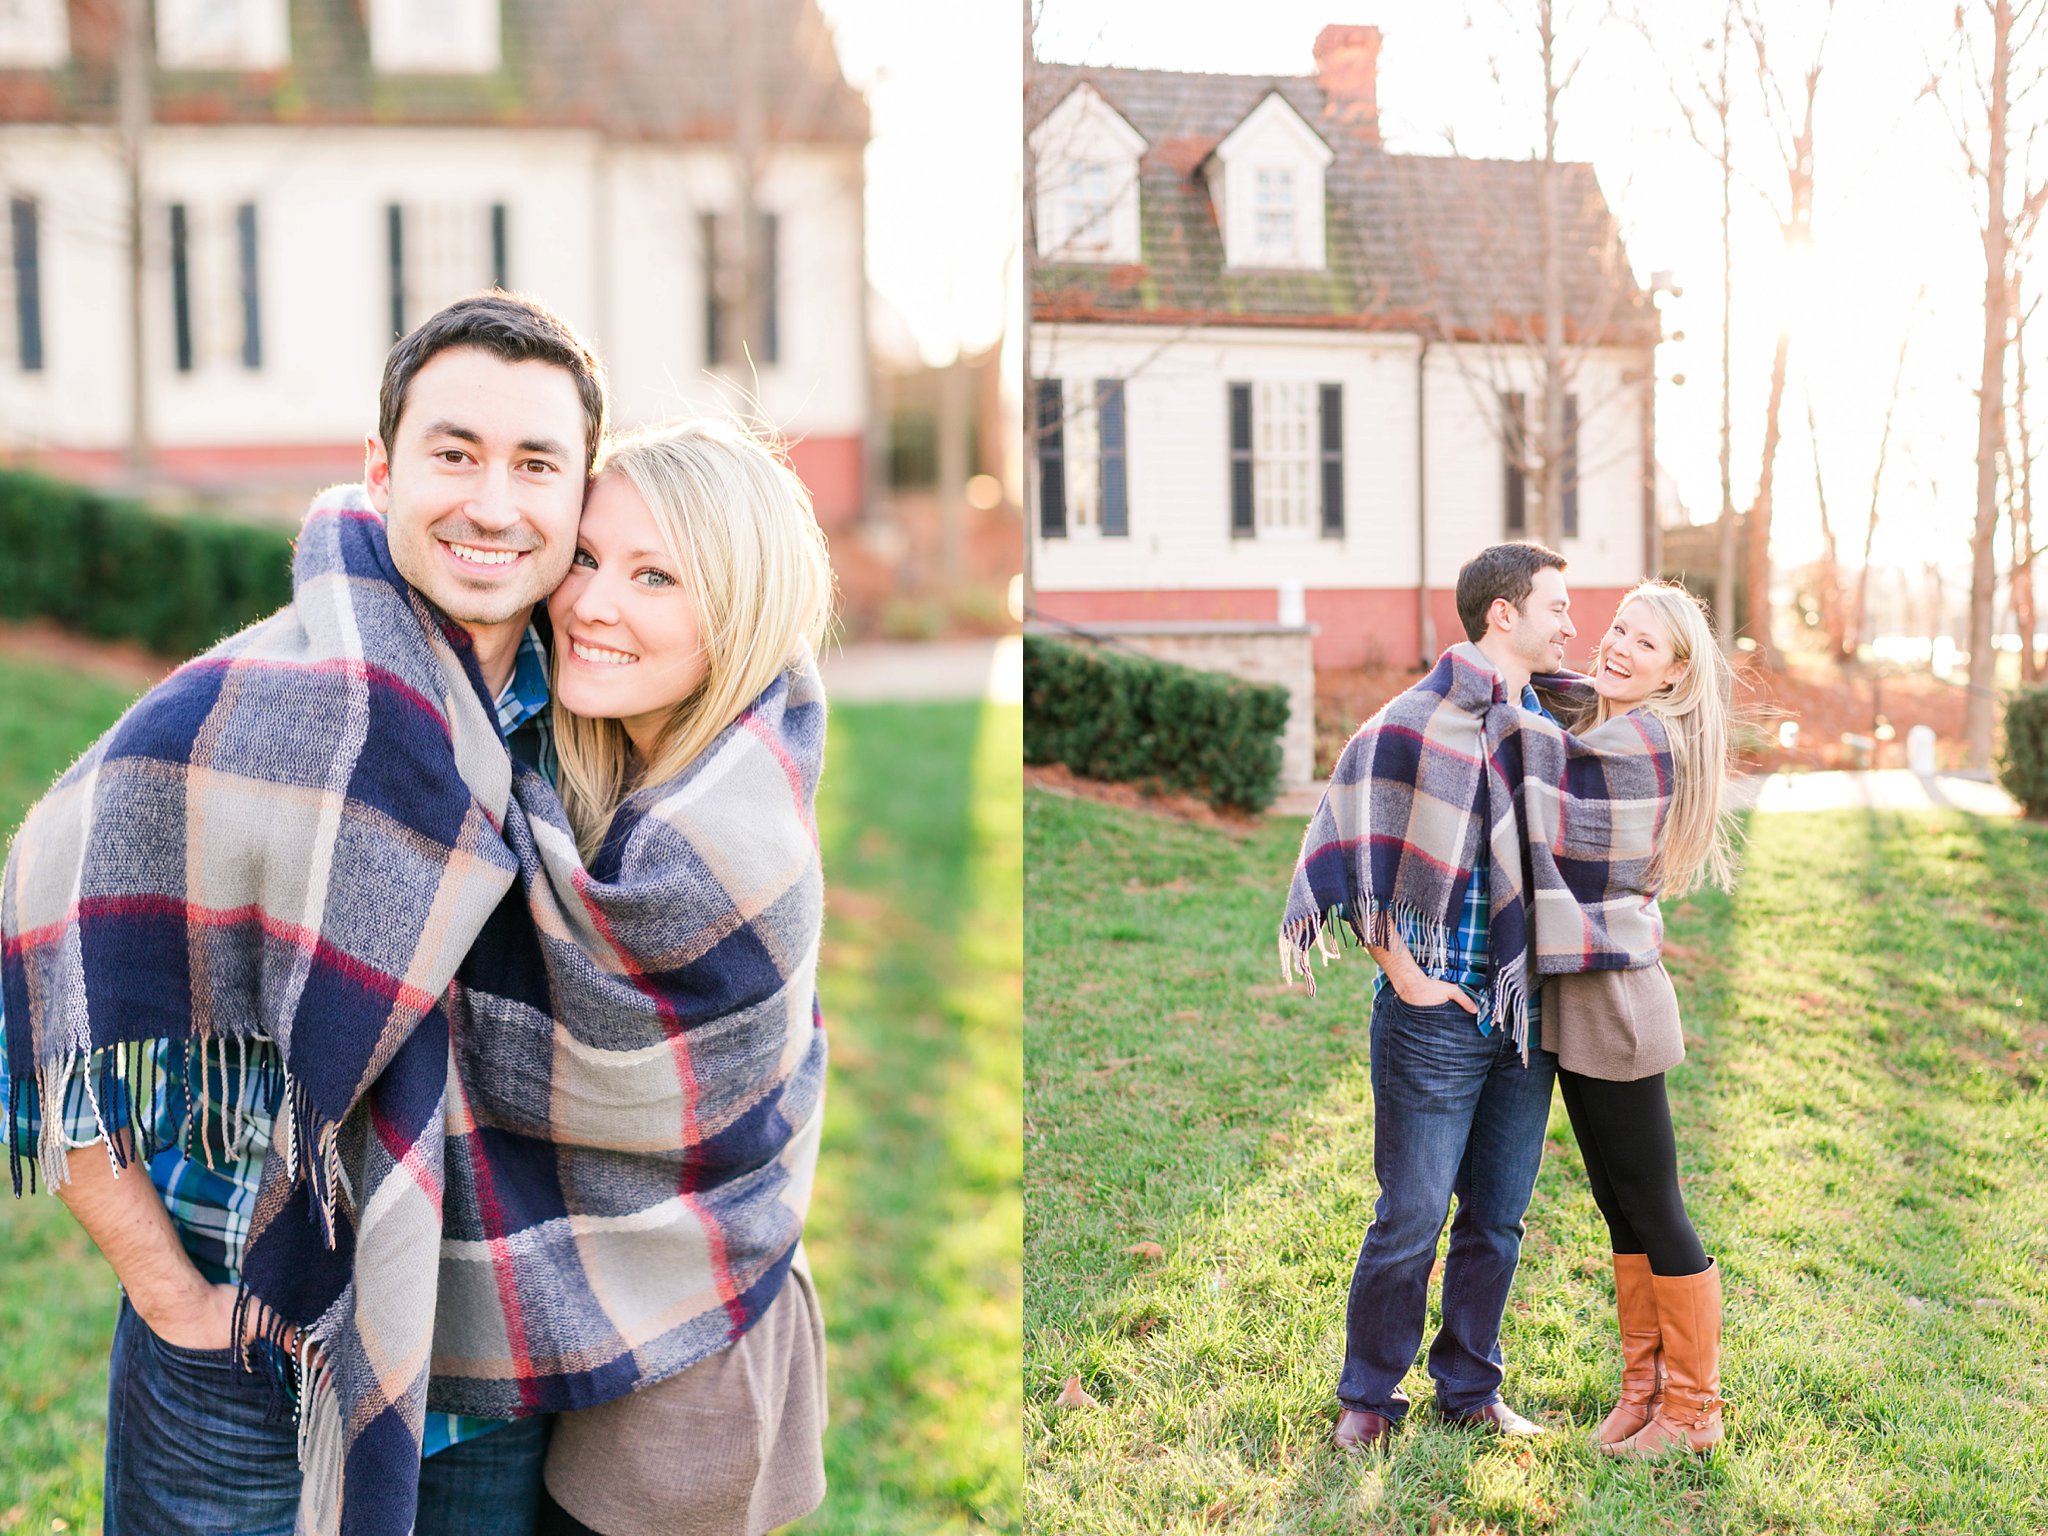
[1023, 634, 1290, 813]
[1999, 686, 2048, 818]
[0, 469, 295, 659]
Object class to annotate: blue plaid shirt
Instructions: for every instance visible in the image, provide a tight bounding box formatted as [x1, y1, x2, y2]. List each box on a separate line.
[2, 623, 553, 1457]
[1371, 684, 1551, 1036]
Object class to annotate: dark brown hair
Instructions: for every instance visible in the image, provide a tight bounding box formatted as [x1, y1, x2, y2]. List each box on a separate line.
[1454, 541, 1568, 643]
[377, 292, 608, 475]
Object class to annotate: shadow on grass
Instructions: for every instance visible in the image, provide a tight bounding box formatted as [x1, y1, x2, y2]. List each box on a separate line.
[1027, 797, 2048, 1534]
[803, 700, 1021, 1534]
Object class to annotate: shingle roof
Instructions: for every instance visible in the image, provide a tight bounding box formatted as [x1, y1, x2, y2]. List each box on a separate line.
[1030, 61, 1651, 345]
[0, 0, 866, 142]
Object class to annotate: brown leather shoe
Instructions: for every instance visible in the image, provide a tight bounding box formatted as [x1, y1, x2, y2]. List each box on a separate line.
[1332, 1407, 1394, 1452]
[1444, 1399, 1546, 1437]
[1595, 1252, 1664, 1447]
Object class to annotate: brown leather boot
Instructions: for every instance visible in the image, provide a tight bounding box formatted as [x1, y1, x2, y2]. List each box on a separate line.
[1618, 1259, 1725, 1458]
[1593, 1252, 1662, 1448]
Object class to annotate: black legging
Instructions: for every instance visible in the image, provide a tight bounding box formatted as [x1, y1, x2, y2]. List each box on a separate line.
[1557, 1069, 1710, 1277]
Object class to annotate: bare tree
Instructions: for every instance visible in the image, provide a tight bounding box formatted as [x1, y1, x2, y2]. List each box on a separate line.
[116, 0, 152, 480]
[1931, 0, 2048, 765]
[1730, 0, 1835, 672]
[1407, 1, 1655, 549]
[1847, 302, 1919, 659]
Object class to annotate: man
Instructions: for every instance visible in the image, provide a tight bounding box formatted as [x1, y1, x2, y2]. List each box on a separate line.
[1316, 542, 1576, 1451]
[1, 292, 603, 1534]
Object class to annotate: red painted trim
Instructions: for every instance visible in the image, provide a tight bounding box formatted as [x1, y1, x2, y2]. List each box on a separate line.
[1031, 295, 1653, 348]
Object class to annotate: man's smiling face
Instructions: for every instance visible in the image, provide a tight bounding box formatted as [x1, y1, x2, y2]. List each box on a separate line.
[367, 345, 588, 634]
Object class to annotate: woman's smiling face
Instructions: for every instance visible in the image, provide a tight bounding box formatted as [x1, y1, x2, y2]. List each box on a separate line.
[548, 471, 708, 756]
[1592, 598, 1687, 706]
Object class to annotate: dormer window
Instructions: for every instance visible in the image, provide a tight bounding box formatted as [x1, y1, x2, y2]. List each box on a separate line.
[1031, 84, 1147, 266]
[1063, 162, 1114, 258]
[155, 0, 289, 70]
[1208, 92, 1332, 271]
[1253, 168, 1297, 262]
[0, 0, 67, 67]
[369, 0, 502, 76]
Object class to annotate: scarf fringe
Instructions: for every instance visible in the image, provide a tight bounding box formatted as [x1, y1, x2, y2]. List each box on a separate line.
[1280, 899, 1463, 998]
[16, 1037, 348, 1245]
[1493, 955, 1533, 1065]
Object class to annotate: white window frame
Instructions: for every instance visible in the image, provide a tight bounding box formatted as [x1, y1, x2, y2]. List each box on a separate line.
[1209, 91, 1333, 272]
[1030, 85, 1148, 266]
[156, 0, 289, 70]
[368, 0, 502, 75]
[1252, 380, 1317, 537]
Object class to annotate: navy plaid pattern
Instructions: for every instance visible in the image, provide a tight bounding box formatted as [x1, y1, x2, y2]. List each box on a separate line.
[1, 622, 552, 1456]
[1371, 684, 1552, 1036]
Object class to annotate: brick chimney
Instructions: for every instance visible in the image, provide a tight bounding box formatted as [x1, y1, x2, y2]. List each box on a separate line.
[1314, 24, 1381, 143]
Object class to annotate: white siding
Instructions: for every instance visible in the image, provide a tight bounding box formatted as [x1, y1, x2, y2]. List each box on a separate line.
[0, 124, 865, 454]
[1032, 322, 1646, 593]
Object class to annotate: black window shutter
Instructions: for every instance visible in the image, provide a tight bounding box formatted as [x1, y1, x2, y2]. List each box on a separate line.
[1319, 382, 1344, 537]
[1098, 379, 1127, 537]
[701, 212, 721, 366]
[1229, 382, 1254, 536]
[490, 202, 509, 290]
[169, 203, 194, 373]
[1502, 390, 1526, 536]
[386, 203, 406, 340]
[12, 197, 43, 373]
[237, 203, 261, 369]
[1037, 378, 1067, 538]
[1563, 392, 1580, 538]
[762, 212, 780, 364]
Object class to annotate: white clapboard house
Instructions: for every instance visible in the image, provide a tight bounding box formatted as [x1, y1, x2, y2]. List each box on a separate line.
[1029, 24, 1661, 670]
[0, 0, 870, 524]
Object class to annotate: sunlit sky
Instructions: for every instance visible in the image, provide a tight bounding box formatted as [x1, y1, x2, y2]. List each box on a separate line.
[819, 0, 1021, 368]
[1034, 0, 2025, 580]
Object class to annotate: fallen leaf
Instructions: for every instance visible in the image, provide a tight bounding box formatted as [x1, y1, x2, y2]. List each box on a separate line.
[1203, 1495, 1236, 1525]
[1124, 1241, 1166, 1261]
[1055, 1374, 1099, 1410]
[0, 1507, 25, 1534]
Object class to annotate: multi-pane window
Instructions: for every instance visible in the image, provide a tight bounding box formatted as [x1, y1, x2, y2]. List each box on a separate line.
[9, 196, 41, 372]
[1500, 389, 1579, 538]
[702, 211, 782, 368]
[1230, 381, 1342, 537]
[167, 201, 262, 372]
[1032, 378, 1129, 538]
[1253, 167, 1296, 262]
[1061, 162, 1114, 258]
[386, 201, 505, 341]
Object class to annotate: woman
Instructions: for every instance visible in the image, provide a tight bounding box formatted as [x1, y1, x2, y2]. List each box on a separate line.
[1536, 579, 1737, 1458]
[506, 418, 837, 1535]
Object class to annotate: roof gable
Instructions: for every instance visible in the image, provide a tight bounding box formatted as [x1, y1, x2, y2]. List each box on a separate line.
[1029, 79, 1148, 161]
[1209, 88, 1332, 171]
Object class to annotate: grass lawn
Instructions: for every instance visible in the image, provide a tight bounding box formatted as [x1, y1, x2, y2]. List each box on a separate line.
[1025, 786, 2048, 1535]
[0, 654, 1022, 1536]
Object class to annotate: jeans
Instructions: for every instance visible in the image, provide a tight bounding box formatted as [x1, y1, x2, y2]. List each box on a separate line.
[1337, 987, 1557, 1420]
[105, 1297, 302, 1536]
[103, 1296, 550, 1535]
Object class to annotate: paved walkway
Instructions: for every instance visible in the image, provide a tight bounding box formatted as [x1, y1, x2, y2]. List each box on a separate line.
[819, 636, 1020, 705]
[1726, 768, 2021, 817]
[1275, 768, 2022, 821]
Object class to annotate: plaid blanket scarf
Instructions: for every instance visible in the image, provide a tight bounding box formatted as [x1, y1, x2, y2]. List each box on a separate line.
[1280, 643, 1673, 1058]
[3, 489, 826, 1536]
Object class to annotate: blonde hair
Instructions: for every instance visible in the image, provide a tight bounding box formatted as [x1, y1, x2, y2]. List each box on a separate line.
[554, 418, 834, 856]
[1595, 580, 1739, 896]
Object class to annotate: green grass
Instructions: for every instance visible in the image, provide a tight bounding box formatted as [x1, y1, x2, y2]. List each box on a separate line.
[0, 655, 1022, 1535]
[1024, 786, 2048, 1535]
